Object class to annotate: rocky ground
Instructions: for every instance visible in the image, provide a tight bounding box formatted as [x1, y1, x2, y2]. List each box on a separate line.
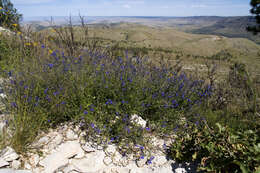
[0, 116, 198, 173]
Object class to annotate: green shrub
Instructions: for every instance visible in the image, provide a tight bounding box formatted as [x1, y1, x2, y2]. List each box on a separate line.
[0, 0, 22, 31]
[0, 39, 211, 153]
[168, 122, 260, 172]
[198, 61, 260, 131]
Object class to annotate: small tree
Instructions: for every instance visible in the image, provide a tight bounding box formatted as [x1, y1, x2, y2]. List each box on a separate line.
[247, 0, 260, 34]
[0, 0, 22, 31]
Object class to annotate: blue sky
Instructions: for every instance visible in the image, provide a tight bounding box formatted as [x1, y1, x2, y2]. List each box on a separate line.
[12, 0, 252, 17]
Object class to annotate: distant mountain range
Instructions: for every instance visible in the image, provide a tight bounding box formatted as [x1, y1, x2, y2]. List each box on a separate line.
[21, 16, 228, 26]
[189, 16, 260, 44]
[22, 16, 260, 44]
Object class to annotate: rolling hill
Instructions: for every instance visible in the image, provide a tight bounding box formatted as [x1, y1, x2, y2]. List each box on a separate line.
[190, 16, 260, 44]
[23, 16, 260, 44]
[24, 16, 260, 77]
[76, 23, 260, 76]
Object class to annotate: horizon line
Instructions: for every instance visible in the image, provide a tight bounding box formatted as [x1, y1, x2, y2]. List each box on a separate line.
[23, 15, 252, 18]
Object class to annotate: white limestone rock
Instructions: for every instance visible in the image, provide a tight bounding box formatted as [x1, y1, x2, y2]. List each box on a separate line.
[56, 141, 85, 159]
[60, 164, 80, 173]
[129, 166, 153, 173]
[149, 155, 168, 167]
[109, 167, 130, 173]
[129, 169, 153, 173]
[0, 169, 32, 173]
[35, 136, 50, 146]
[136, 157, 147, 168]
[66, 129, 78, 141]
[68, 171, 78, 173]
[111, 151, 123, 166]
[0, 157, 9, 168]
[39, 155, 68, 173]
[51, 133, 63, 146]
[58, 124, 68, 134]
[73, 148, 85, 159]
[23, 162, 31, 170]
[0, 120, 192, 173]
[110, 151, 129, 167]
[103, 156, 113, 166]
[32, 167, 44, 173]
[73, 125, 81, 133]
[150, 137, 165, 149]
[130, 114, 147, 128]
[123, 157, 130, 167]
[39, 141, 84, 172]
[91, 142, 104, 150]
[0, 147, 19, 162]
[11, 160, 21, 169]
[81, 142, 96, 153]
[28, 154, 39, 167]
[0, 121, 6, 134]
[15, 170, 34, 173]
[45, 133, 63, 151]
[104, 144, 117, 156]
[71, 150, 106, 172]
[153, 165, 173, 173]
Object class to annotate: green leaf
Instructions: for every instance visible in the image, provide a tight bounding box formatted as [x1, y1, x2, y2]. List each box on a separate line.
[216, 123, 224, 133]
[233, 161, 248, 173]
[192, 152, 197, 161]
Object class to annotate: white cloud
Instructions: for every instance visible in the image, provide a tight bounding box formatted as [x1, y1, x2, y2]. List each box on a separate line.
[122, 4, 131, 9]
[191, 4, 207, 8]
[161, 6, 169, 9]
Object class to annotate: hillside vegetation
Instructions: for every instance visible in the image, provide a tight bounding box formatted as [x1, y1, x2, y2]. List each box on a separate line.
[25, 16, 260, 44]
[0, 15, 260, 172]
[190, 16, 260, 44]
[54, 23, 260, 77]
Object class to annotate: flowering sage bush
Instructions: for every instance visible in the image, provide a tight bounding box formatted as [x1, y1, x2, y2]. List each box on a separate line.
[1, 44, 211, 153]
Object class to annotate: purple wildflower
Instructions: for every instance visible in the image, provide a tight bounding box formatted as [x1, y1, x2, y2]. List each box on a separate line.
[147, 156, 155, 164]
[90, 123, 95, 128]
[11, 102, 17, 108]
[106, 99, 113, 105]
[48, 63, 54, 68]
[44, 88, 48, 94]
[145, 127, 151, 131]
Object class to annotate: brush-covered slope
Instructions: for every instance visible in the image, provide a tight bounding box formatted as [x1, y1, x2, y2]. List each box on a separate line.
[88, 23, 260, 55]
[190, 16, 260, 44]
[41, 23, 260, 75]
